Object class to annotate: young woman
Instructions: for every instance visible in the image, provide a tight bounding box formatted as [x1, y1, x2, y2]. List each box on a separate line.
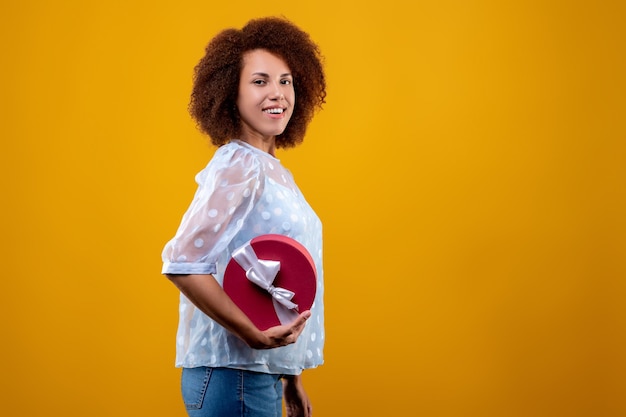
[161, 17, 326, 417]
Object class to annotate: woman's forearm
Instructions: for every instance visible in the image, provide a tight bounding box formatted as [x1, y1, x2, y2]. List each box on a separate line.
[167, 273, 268, 347]
[166, 273, 311, 349]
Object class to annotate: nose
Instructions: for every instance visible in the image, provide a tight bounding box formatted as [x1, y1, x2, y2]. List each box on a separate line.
[269, 82, 284, 101]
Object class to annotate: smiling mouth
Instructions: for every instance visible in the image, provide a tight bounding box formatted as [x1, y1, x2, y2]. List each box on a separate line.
[263, 108, 285, 114]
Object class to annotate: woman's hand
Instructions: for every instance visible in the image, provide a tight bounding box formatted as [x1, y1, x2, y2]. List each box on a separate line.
[283, 374, 312, 417]
[251, 310, 312, 349]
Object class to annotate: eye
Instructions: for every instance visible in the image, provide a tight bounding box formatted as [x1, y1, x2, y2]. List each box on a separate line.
[281, 79, 292, 85]
[253, 79, 266, 85]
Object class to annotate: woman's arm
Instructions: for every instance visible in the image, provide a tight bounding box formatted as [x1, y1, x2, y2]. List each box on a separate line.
[167, 273, 311, 349]
[283, 374, 312, 417]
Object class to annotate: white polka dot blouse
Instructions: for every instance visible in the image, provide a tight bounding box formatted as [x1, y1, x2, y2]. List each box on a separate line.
[162, 140, 324, 374]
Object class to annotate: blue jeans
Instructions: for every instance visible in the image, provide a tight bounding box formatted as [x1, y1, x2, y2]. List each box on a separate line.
[181, 367, 283, 417]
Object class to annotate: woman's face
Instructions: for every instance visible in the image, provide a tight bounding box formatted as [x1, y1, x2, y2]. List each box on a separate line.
[237, 49, 295, 142]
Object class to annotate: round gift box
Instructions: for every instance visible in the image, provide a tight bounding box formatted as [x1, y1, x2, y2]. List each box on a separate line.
[223, 234, 317, 330]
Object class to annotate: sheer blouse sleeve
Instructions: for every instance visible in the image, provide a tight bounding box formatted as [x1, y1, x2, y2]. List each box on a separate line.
[161, 146, 264, 275]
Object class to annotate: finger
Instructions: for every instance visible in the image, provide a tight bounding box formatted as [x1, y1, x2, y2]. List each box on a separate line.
[293, 310, 311, 327]
[271, 311, 312, 347]
[290, 312, 311, 334]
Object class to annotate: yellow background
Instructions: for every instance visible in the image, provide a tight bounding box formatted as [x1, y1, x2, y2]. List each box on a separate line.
[2, 1, 625, 416]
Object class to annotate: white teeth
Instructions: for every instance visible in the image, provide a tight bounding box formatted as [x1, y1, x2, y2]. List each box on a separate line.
[264, 108, 284, 114]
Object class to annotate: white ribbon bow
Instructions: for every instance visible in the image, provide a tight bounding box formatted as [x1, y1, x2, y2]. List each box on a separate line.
[232, 241, 299, 324]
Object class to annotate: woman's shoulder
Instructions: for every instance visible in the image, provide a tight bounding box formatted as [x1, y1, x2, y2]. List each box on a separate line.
[214, 140, 265, 161]
[208, 141, 253, 165]
[197, 141, 266, 184]
[214, 140, 281, 169]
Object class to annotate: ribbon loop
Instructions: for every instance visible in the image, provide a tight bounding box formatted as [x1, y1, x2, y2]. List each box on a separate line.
[232, 242, 299, 312]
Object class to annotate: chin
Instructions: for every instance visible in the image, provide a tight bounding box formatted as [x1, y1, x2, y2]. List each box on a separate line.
[271, 127, 288, 137]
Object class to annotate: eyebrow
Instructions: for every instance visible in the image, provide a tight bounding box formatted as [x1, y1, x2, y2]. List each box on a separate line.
[251, 72, 293, 77]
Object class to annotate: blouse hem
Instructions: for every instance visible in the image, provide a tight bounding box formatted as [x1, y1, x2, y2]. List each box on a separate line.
[174, 361, 324, 376]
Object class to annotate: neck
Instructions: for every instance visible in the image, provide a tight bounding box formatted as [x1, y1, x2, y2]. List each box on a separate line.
[239, 135, 277, 157]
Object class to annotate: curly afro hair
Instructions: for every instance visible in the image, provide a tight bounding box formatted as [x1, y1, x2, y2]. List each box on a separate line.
[189, 16, 326, 149]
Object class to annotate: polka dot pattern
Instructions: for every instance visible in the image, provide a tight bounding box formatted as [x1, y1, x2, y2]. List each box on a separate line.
[162, 140, 324, 374]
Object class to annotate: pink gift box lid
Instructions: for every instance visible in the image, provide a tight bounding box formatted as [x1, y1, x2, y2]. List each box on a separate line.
[223, 234, 317, 330]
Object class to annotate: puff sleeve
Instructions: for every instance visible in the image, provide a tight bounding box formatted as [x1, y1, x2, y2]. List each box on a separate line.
[161, 146, 264, 275]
